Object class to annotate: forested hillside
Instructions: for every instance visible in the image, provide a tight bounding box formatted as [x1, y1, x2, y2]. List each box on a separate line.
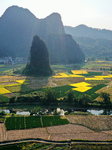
[65, 25, 112, 60]
[74, 37, 112, 60]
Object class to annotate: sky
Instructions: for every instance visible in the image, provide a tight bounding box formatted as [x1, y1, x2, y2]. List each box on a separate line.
[0, 0, 112, 30]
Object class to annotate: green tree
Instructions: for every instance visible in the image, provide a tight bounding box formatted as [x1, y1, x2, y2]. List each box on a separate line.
[66, 90, 75, 103]
[44, 88, 59, 103]
[100, 92, 111, 105]
[78, 94, 91, 106]
[30, 107, 42, 115]
[9, 97, 16, 103]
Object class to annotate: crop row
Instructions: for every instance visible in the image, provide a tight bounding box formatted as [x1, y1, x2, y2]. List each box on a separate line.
[5, 116, 69, 130]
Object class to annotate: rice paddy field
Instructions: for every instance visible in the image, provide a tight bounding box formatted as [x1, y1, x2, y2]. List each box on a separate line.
[0, 62, 112, 102]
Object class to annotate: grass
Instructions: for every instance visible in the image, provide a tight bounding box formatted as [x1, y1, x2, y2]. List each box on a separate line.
[0, 64, 25, 75]
[36, 83, 106, 99]
[1, 143, 112, 150]
[0, 95, 10, 103]
[5, 116, 69, 130]
[98, 83, 112, 101]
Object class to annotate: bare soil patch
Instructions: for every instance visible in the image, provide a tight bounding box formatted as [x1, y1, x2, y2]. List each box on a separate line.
[27, 77, 50, 89]
[1, 123, 112, 142]
[51, 77, 84, 87]
[49, 132, 112, 141]
[47, 124, 94, 134]
[0, 75, 26, 82]
[0, 123, 6, 141]
[0, 82, 17, 85]
[66, 115, 112, 131]
[7, 128, 48, 141]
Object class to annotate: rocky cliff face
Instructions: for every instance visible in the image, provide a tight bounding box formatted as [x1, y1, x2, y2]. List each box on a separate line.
[0, 6, 39, 58]
[0, 5, 85, 64]
[46, 34, 85, 64]
[23, 35, 53, 76]
[37, 13, 65, 40]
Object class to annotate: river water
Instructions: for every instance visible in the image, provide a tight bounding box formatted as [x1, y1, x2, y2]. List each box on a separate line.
[0, 108, 112, 116]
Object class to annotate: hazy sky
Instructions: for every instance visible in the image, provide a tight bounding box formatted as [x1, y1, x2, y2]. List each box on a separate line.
[0, 0, 112, 30]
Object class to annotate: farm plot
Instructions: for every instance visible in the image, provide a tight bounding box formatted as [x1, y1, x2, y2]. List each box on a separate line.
[5, 116, 69, 130]
[52, 70, 109, 95]
[37, 83, 106, 99]
[5, 85, 32, 93]
[0, 76, 31, 95]
[7, 127, 48, 141]
[5, 123, 112, 142]
[66, 115, 112, 131]
[42, 116, 69, 127]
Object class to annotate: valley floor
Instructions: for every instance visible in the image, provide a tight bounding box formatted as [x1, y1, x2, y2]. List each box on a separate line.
[1, 116, 112, 142]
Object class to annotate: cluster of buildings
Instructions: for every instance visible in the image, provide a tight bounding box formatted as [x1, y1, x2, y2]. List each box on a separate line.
[0, 56, 25, 64]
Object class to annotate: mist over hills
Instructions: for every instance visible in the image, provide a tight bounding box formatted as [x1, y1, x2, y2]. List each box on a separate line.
[65, 25, 112, 40]
[65, 25, 112, 60]
[0, 5, 85, 64]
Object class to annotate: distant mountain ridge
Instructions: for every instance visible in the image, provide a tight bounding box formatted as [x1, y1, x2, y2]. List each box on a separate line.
[0, 5, 85, 64]
[64, 24, 112, 40]
[64, 25, 112, 60]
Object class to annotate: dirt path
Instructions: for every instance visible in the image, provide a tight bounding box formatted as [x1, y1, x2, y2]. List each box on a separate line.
[102, 81, 112, 91]
[0, 123, 7, 141]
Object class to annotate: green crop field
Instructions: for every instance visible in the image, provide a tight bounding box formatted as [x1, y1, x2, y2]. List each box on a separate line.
[5, 116, 69, 130]
[5, 85, 32, 93]
[42, 116, 69, 127]
[37, 84, 106, 99]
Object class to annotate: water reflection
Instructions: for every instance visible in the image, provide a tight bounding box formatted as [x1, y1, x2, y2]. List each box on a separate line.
[0, 109, 10, 114]
[16, 111, 30, 115]
[0, 108, 112, 116]
[87, 109, 103, 115]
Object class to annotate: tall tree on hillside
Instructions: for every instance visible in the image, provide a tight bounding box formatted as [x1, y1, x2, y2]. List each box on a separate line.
[23, 35, 53, 76]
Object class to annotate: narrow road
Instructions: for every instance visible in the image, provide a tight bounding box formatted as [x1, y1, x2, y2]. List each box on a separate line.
[0, 138, 112, 146]
[102, 81, 112, 91]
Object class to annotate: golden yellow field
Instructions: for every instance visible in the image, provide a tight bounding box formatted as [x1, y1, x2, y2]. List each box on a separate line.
[0, 88, 11, 94]
[85, 77, 104, 80]
[71, 70, 88, 74]
[0, 76, 26, 94]
[70, 82, 92, 92]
